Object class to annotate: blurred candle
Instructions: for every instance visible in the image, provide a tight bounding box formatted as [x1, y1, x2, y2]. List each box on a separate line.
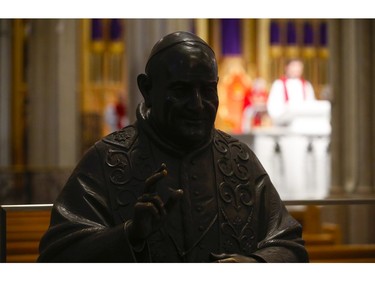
[318, 22, 329, 87]
[108, 19, 124, 83]
[303, 22, 314, 46]
[319, 22, 328, 47]
[270, 21, 281, 45]
[221, 19, 241, 55]
[285, 21, 299, 58]
[91, 19, 104, 41]
[287, 21, 297, 45]
[269, 20, 284, 81]
[109, 19, 122, 41]
[302, 21, 316, 83]
[90, 19, 105, 83]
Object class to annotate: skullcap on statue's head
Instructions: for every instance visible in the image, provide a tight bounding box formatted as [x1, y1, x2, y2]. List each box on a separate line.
[145, 31, 215, 71]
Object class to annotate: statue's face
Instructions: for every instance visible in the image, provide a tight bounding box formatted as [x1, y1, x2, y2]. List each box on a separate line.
[148, 44, 219, 148]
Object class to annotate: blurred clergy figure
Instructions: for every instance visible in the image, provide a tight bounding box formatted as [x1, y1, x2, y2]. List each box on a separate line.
[267, 58, 316, 126]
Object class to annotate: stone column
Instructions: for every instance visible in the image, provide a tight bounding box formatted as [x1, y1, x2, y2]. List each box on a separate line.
[0, 20, 11, 167]
[330, 19, 375, 196]
[328, 19, 375, 243]
[27, 19, 79, 202]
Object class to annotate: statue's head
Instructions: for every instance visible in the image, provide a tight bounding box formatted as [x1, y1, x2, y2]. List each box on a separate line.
[138, 31, 219, 149]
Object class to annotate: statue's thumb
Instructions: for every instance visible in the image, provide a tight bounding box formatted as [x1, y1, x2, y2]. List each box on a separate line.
[164, 188, 183, 212]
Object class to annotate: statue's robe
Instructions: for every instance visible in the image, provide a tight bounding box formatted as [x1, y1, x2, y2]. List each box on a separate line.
[38, 105, 309, 262]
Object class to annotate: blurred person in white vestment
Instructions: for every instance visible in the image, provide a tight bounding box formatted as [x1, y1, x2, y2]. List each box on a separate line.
[267, 58, 316, 126]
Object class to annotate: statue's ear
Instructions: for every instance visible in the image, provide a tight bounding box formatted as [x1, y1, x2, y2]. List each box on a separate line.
[137, 74, 152, 107]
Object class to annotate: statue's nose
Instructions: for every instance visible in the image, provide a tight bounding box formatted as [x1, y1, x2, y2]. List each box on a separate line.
[187, 89, 204, 110]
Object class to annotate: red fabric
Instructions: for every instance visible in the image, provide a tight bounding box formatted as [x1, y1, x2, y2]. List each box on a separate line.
[115, 102, 126, 129]
[280, 76, 306, 102]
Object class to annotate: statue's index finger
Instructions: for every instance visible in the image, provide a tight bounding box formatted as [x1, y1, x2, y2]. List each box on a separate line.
[144, 163, 168, 193]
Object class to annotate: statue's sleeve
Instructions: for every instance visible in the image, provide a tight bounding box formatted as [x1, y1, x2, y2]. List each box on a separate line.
[248, 151, 309, 263]
[37, 145, 136, 262]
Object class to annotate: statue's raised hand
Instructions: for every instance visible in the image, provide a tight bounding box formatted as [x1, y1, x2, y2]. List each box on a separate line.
[126, 163, 183, 247]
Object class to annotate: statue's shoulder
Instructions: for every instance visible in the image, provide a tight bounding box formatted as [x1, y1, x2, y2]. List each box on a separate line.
[102, 125, 138, 149]
[214, 129, 253, 156]
[215, 129, 242, 145]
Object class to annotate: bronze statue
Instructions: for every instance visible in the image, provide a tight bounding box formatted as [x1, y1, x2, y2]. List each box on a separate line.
[37, 31, 309, 262]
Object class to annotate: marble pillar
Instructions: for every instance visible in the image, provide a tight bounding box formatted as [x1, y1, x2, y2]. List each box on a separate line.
[27, 19, 79, 168]
[0, 20, 11, 167]
[328, 19, 375, 243]
[27, 19, 79, 202]
[331, 19, 375, 196]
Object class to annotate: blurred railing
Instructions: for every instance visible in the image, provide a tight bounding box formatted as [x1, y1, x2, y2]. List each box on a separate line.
[0, 167, 72, 204]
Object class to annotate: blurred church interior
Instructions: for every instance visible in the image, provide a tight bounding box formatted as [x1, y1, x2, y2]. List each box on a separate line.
[0, 19, 374, 262]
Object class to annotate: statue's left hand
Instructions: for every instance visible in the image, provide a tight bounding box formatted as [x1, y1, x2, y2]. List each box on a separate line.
[126, 163, 183, 248]
[210, 253, 260, 263]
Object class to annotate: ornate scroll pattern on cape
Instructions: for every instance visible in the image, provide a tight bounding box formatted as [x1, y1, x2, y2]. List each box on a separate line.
[103, 126, 142, 211]
[106, 149, 131, 186]
[214, 130, 255, 255]
[103, 125, 137, 149]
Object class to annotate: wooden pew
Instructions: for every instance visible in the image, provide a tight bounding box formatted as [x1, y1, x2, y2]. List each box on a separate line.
[1, 203, 375, 263]
[307, 244, 375, 263]
[289, 205, 342, 246]
[288, 203, 375, 262]
[0, 204, 52, 263]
